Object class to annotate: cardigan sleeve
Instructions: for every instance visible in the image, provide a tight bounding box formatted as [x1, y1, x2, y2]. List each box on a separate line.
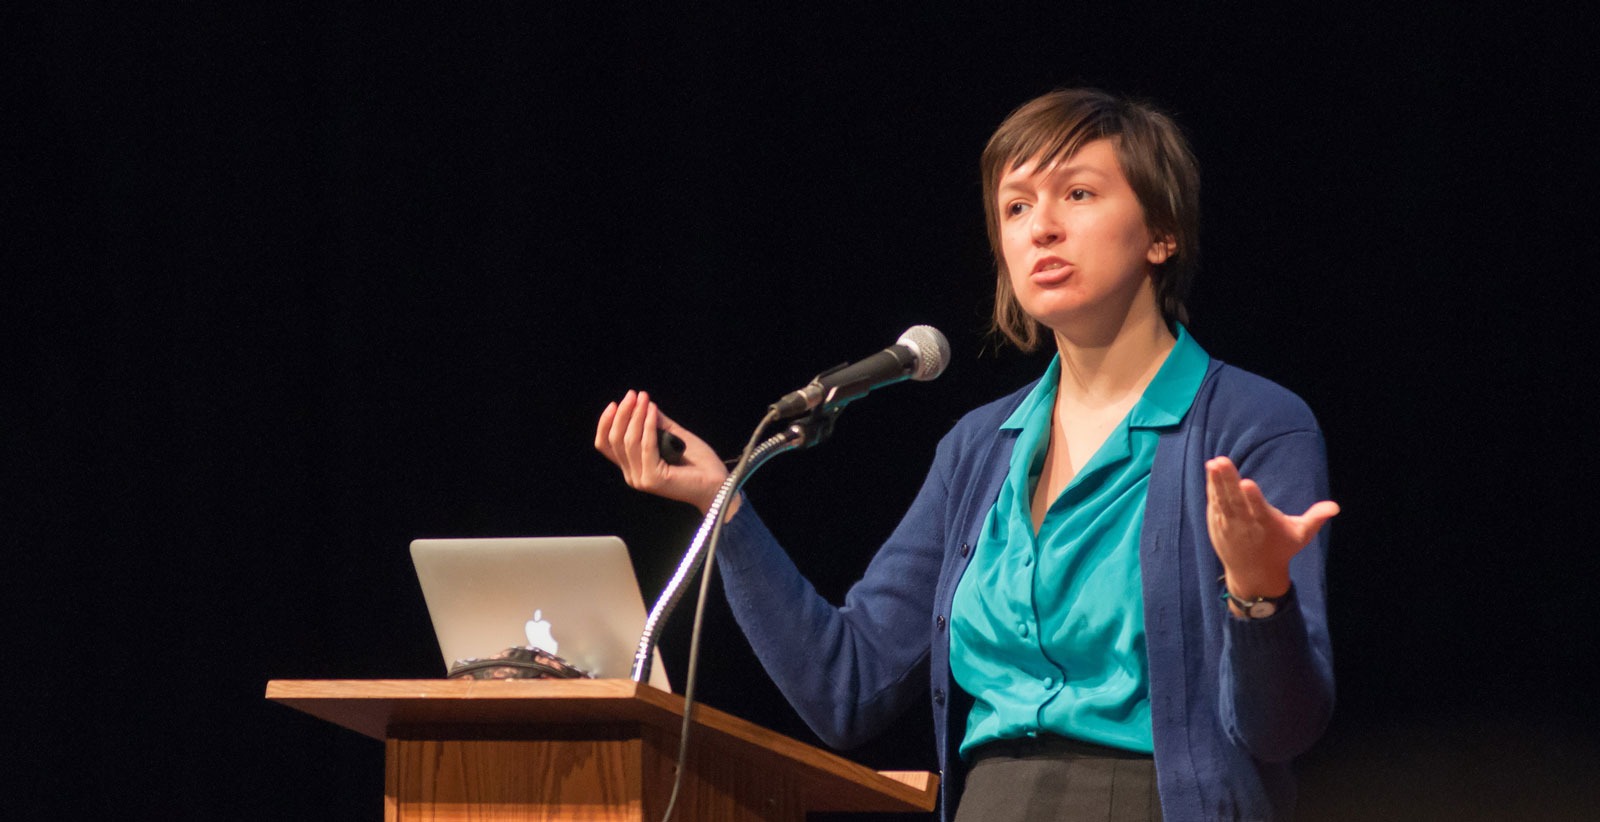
[1215, 428, 1336, 762]
[713, 437, 955, 750]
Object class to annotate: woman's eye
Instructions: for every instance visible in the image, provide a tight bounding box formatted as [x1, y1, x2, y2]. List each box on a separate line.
[1006, 202, 1031, 217]
[1068, 188, 1092, 201]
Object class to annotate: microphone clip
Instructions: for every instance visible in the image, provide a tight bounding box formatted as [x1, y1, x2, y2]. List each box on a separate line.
[780, 406, 842, 451]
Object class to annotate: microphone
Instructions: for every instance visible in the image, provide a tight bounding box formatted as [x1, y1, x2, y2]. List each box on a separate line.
[770, 325, 950, 419]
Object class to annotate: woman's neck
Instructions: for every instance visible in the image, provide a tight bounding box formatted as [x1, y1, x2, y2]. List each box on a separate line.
[1050, 301, 1177, 411]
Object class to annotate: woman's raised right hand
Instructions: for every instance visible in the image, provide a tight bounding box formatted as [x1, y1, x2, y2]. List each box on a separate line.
[594, 390, 730, 515]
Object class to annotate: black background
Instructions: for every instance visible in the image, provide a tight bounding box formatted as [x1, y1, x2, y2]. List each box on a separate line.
[8, 4, 1598, 819]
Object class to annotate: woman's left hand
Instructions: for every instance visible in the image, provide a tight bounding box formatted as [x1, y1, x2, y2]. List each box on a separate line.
[1205, 456, 1339, 601]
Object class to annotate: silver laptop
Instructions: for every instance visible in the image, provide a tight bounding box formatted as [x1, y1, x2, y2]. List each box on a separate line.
[410, 536, 670, 691]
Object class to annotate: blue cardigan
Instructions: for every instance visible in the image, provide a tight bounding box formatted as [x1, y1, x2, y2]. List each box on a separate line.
[716, 359, 1334, 821]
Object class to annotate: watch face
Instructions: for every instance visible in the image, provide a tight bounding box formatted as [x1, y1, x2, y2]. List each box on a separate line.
[1248, 601, 1278, 619]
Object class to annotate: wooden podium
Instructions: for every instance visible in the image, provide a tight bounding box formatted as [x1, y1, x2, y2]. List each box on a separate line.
[267, 679, 938, 821]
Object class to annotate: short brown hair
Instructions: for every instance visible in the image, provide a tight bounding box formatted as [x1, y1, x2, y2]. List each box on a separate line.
[982, 89, 1200, 351]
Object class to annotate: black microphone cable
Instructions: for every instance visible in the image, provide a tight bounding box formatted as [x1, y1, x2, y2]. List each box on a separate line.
[651, 325, 949, 821]
[657, 405, 779, 822]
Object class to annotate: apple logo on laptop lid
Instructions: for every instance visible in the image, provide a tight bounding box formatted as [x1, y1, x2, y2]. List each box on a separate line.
[525, 609, 558, 654]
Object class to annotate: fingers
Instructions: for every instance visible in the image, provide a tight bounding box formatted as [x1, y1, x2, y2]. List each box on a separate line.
[594, 400, 618, 459]
[1303, 500, 1340, 521]
[1293, 500, 1341, 542]
[642, 398, 660, 468]
[593, 391, 729, 512]
[1206, 457, 1248, 519]
[1208, 451, 1342, 553]
[598, 390, 647, 479]
[1211, 454, 1340, 528]
[1305, 495, 1344, 514]
[622, 390, 648, 467]
[1237, 478, 1268, 520]
[1208, 458, 1278, 521]
[596, 390, 639, 464]
[596, 390, 675, 489]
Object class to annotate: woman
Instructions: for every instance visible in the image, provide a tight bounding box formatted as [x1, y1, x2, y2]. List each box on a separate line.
[596, 89, 1337, 821]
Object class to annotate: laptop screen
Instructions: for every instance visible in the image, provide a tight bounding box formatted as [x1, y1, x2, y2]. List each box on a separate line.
[410, 536, 670, 691]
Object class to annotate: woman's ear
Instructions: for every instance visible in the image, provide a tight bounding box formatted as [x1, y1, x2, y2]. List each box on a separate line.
[1147, 234, 1177, 265]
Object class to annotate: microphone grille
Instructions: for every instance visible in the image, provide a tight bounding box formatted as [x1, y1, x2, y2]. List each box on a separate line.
[897, 325, 951, 382]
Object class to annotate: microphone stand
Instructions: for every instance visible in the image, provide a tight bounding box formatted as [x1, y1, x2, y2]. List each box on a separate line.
[630, 407, 838, 684]
[625, 326, 945, 822]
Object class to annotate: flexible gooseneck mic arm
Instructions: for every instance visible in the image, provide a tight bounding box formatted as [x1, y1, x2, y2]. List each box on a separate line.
[630, 326, 949, 684]
[629, 412, 834, 684]
[628, 326, 946, 822]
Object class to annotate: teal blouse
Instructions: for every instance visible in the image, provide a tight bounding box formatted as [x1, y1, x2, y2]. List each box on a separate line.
[949, 326, 1209, 756]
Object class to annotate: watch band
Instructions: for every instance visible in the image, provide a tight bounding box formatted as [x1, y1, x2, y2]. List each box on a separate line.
[1218, 578, 1293, 619]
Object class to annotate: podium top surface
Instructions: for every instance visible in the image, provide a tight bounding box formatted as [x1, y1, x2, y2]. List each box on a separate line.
[266, 678, 937, 814]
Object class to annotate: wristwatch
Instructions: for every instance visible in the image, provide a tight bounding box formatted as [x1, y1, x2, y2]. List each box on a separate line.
[1219, 580, 1293, 619]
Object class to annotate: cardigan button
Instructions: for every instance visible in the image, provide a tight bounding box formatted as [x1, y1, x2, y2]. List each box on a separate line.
[935, 614, 946, 631]
[960, 543, 970, 557]
[933, 688, 946, 706]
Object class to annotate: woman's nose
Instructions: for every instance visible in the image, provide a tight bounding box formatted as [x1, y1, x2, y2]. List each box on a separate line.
[1029, 205, 1062, 245]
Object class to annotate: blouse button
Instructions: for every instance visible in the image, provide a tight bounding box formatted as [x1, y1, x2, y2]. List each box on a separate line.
[1018, 622, 1029, 638]
[1043, 676, 1056, 689]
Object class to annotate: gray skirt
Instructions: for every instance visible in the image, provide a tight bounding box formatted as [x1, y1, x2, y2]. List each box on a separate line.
[953, 735, 1162, 822]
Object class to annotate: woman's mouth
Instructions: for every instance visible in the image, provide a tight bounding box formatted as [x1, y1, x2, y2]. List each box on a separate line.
[1031, 258, 1074, 285]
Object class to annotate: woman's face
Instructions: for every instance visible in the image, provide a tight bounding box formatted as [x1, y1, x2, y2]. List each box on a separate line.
[997, 138, 1170, 333]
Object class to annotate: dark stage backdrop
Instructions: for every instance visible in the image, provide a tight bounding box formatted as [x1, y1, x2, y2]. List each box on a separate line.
[8, 5, 1597, 820]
